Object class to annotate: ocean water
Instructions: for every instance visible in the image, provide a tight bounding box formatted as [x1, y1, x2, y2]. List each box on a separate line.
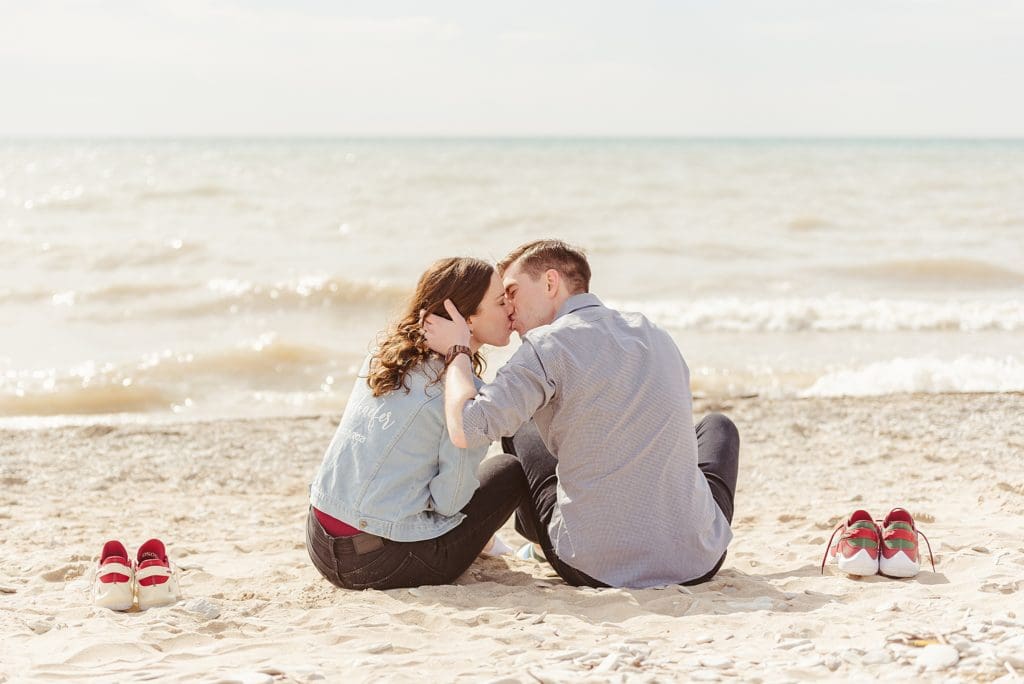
[2, 138, 1022, 424]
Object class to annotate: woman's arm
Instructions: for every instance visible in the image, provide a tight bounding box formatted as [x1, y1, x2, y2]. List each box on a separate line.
[422, 300, 475, 448]
[442, 354, 477, 449]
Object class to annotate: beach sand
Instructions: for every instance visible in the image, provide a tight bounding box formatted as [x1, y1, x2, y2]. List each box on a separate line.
[2, 393, 1023, 682]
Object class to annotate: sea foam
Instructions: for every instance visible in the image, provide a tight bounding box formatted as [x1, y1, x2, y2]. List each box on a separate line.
[616, 297, 1024, 333]
[800, 355, 1024, 397]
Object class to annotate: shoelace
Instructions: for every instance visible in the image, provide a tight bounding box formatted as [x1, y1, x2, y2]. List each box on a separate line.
[917, 529, 936, 572]
[879, 519, 936, 573]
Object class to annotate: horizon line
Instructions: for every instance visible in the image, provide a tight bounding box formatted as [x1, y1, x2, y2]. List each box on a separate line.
[3, 134, 1024, 143]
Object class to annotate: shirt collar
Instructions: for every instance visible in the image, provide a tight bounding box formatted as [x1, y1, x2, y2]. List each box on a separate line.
[555, 293, 603, 320]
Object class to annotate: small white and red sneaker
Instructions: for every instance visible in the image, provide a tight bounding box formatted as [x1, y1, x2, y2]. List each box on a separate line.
[135, 538, 181, 610]
[878, 508, 935, 578]
[821, 510, 881, 577]
[93, 540, 135, 611]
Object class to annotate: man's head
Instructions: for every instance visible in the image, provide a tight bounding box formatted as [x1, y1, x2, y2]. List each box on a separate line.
[498, 239, 591, 334]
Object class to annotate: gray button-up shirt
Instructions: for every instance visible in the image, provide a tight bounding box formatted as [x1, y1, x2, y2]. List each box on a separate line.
[462, 293, 732, 587]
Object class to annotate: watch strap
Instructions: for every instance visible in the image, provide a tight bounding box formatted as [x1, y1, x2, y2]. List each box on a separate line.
[444, 344, 472, 366]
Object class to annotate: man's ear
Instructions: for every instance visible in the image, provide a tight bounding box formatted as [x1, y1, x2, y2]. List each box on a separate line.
[545, 269, 560, 295]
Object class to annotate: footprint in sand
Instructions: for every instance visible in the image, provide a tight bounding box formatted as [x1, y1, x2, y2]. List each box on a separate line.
[979, 579, 1021, 594]
[815, 518, 841, 530]
[40, 563, 88, 582]
[196, 620, 231, 634]
[391, 608, 431, 627]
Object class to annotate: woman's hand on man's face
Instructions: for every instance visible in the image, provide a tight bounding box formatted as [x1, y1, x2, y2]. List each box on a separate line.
[421, 299, 472, 354]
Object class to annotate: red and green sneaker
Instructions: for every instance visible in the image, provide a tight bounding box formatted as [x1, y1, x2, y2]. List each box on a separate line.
[821, 509, 881, 576]
[878, 508, 935, 578]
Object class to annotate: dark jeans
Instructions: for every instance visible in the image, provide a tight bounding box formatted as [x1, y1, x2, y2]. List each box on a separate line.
[306, 453, 527, 590]
[502, 413, 740, 588]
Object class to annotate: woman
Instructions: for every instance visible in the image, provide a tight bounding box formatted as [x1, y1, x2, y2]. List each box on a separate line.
[306, 257, 526, 590]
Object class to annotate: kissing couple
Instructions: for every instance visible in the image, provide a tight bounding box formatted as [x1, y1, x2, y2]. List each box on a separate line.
[306, 239, 739, 590]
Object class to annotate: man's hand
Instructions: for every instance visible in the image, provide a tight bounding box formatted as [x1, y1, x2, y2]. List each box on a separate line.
[421, 299, 472, 355]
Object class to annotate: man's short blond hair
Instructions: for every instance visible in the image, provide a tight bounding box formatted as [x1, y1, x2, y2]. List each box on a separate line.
[497, 239, 591, 295]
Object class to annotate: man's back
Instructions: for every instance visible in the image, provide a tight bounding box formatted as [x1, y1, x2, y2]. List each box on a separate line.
[523, 295, 731, 586]
[457, 293, 732, 587]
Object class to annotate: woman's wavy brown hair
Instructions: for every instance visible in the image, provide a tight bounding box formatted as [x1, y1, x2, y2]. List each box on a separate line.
[367, 257, 493, 397]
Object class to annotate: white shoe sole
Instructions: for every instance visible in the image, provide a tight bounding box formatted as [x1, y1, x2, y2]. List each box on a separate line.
[879, 552, 920, 578]
[836, 548, 879, 576]
[94, 581, 134, 611]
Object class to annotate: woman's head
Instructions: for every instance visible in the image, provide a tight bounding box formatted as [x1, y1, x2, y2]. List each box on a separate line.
[367, 257, 513, 396]
[412, 257, 512, 346]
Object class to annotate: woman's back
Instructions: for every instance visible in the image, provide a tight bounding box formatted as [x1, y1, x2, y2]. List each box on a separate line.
[309, 354, 487, 542]
[305, 255, 524, 590]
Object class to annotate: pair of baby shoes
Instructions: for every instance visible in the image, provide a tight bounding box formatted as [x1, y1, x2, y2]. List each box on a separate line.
[821, 508, 935, 578]
[93, 538, 181, 611]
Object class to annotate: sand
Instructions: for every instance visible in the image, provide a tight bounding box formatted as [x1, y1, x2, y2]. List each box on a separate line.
[2, 393, 1023, 683]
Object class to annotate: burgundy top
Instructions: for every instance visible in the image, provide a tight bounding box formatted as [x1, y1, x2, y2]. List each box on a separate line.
[313, 507, 362, 537]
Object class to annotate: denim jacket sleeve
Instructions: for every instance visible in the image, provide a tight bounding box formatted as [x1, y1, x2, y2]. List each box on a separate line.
[462, 339, 556, 448]
[428, 427, 485, 517]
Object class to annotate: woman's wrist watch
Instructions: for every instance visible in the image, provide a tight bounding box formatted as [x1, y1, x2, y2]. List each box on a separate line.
[444, 344, 472, 367]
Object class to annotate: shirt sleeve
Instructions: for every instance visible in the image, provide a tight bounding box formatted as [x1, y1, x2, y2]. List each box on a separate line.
[428, 428, 484, 517]
[461, 339, 556, 448]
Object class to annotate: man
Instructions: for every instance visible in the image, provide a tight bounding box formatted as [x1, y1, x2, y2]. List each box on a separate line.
[422, 239, 739, 588]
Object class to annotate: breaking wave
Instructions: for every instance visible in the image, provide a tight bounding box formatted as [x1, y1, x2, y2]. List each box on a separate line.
[619, 297, 1024, 333]
[800, 356, 1024, 397]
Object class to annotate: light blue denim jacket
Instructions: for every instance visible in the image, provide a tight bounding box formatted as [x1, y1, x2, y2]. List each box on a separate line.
[309, 354, 487, 542]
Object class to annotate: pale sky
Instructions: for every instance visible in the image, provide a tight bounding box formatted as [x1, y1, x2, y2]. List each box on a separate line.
[2, 0, 1022, 137]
